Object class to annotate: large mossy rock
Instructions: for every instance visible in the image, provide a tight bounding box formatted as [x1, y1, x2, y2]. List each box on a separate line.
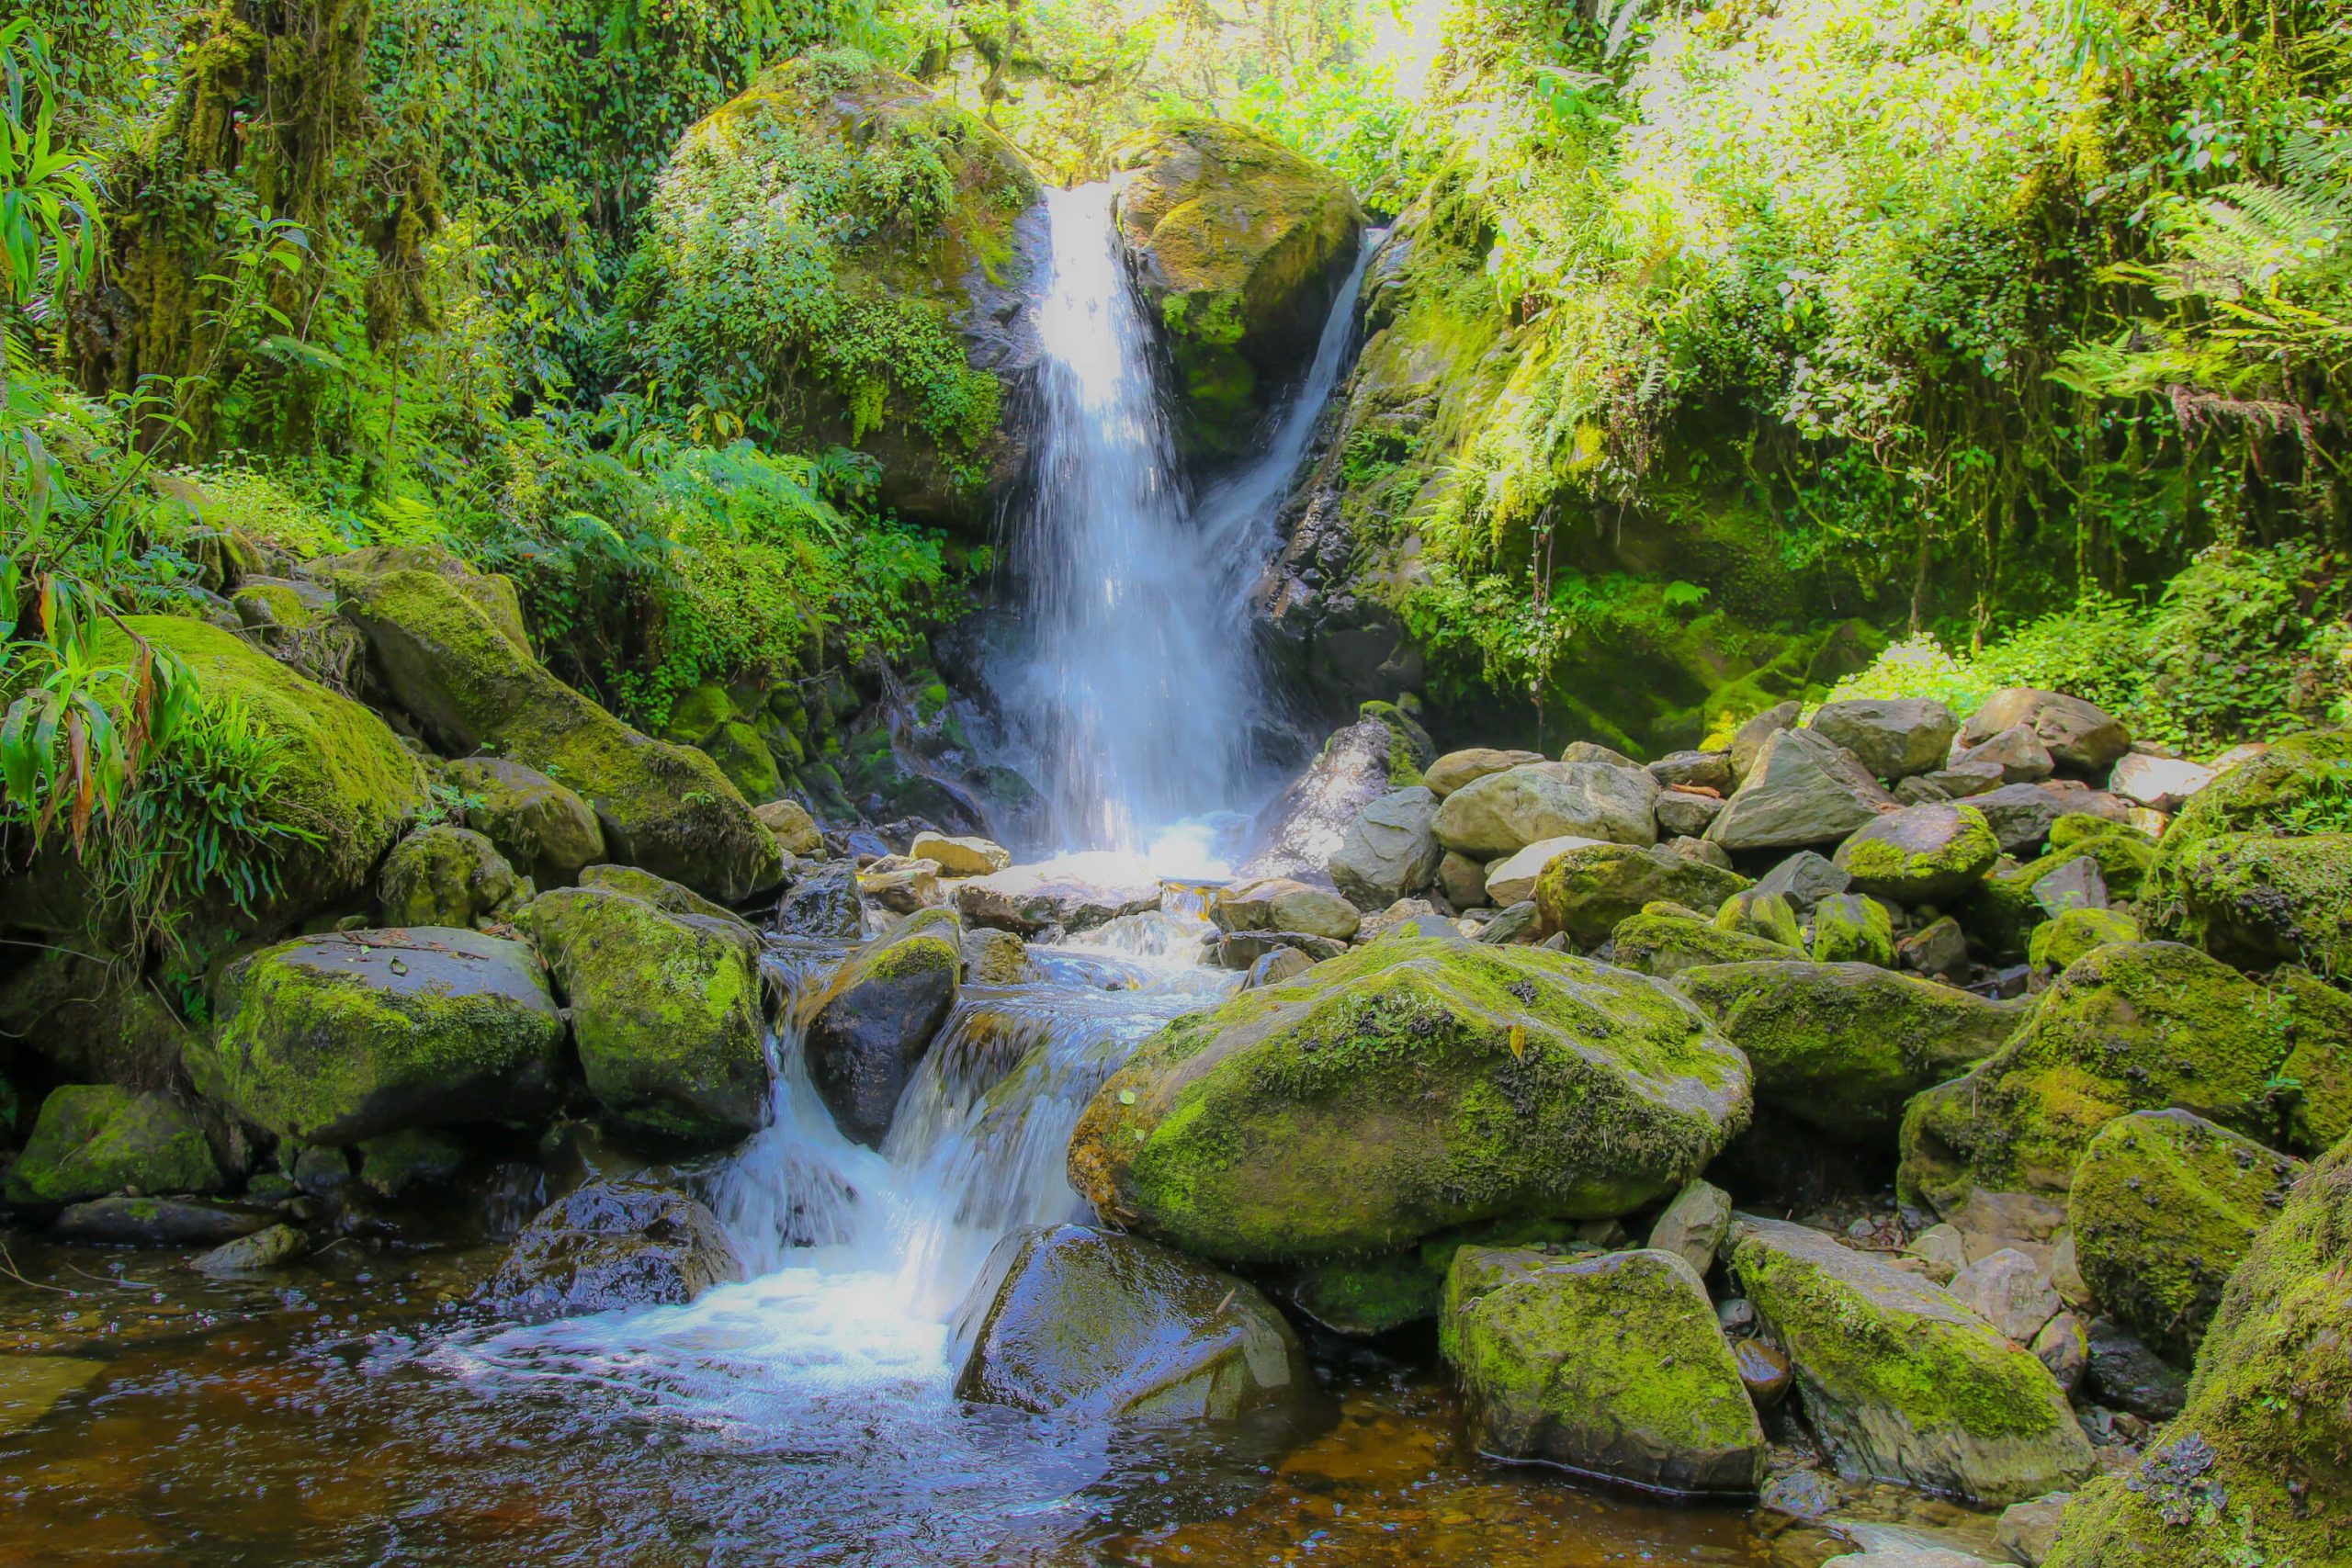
[1432, 761, 1659, 860]
[1674, 962, 2026, 1142]
[486, 1177, 745, 1319]
[952, 1224, 1307, 1420]
[1111, 118, 1362, 457]
[522, 883, 769, 1147]
[2143, 730, 2352, 910]
[2045, 1134, 2352, 1567]
[2068, 1110, 2303, 1366]
[1898, 942, 2351, 1239]
[1611, 909, 1804, 978]
[0, 951, 191, 1089]
[198, 928, 565, 1145]
[1532, 843, 1748, 946]
[623, 54, 1041, 529]
[2159, 830, 2352, 981]
[322, 548, 781, 902]
[1442, 1245, 1767, 1495]
[1730, 1215, 2095, 1505]
[444, 756, 605, 886]
[1832, 804, 1999, 906]
[1067, 935, 1751, 1264]
[377, 825, 515, 929]
[806, 906, 961, 1147]
[4, 1085, 224, 1204]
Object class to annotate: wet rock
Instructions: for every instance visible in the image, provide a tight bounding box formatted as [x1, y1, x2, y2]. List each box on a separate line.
[753, 797, 827, 859]
[446, 756, 608, 886]
[1330, 786, 1444, 910]
[953, 1224, 1306, 1420]
[52, 1197, 276, 1247]
[1432, 761, 1658, 859]
[1970, 783, 2132, 856]
[808, 908, 962, 1147]
[1958, 690, 2130, 773]
[1758, 1467, 1840, 1520]
[1482, 834, 1603, 907]
[1808, 699, 1959, 782]
[486, 1177, 744, 1318]
[378, 826, 515, 928]
[1215, 930, 1349, 967]
[1735, 1337, 1792, 1410]
[1729, 702, 1802, 785]
[1442, 1246, 1767, 1495]
[960, 927, 1042, 987]
[1211, 877, 1363, 941]
[1996, 1494, 2070, 1567]
[2030, 1312, 2086, 1395]
[1833, 804, 1999, 905]
[2081, 1318, 2188, 1419]
[954, 854, 1164, 936]
[1706, 729, 1896, 853]
[1237, 718, 1399, 880]
[1948, 1248, 2060, 1344]
[194, 1223, 311, 1276]
[1648, 750, 1733, 792]
[1648, 1177, 1733, 1276]
[858, 857, 944, 914]
[776, 864, 864, 939]
[1753, 850, 1853, 915]
[2108, 752, 2212, 813]
[909, 831, 1011, 876]
[1534, 842, 1751, 946]
[1426, 747, 1546, 798]
[1810, 893, 1896, 966]
[4, 1086, 225, 1205]
[1951, 725, 2056, 784]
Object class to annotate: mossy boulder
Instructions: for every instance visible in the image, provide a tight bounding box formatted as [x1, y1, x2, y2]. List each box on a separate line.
[1729, 1215, 2096, 1505]
[952, 1224, 1307, 1421]
[1610, 909, 1805, 977]
[1713, 887, 1803, 947]
[443, 756, 605, 886]
[1442, 1246, 1768, 1495]
[1833, 804, 1999, 906]
[0, 951, 191, 1089]
[1533, 842, 1750, 946]
[2043, 1133, 2352, 1568]
[577, 863, 752, 928]
[1811, 893, 1895, 966]
[198, 928, 565, 1145]
[2068, 1110, 2303, 1366]
[378, 826, 516, 928]
[2028, 908, 2140, 973]
[806, 906, 962, 1146]
[1967, 827, 2157, 960]
[322, 548, 781, 902]
[1068, 935, 1751, 1264]
[5, 1085, 225, 1204]
[2159, 831, 2352, 980]
[1898, 942, 2352, 1239]
[2143, 731, 2352, 912]
[1675, 962, 2027, 1141]
[1111, 117, 1362, 456]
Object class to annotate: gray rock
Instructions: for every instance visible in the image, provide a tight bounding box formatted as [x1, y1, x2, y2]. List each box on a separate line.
[1894, 775, 1951, 805]
[1437, 850, 1490, 909]
[53, 1198, 276, 1247]
[1707, 729, 1896, 852]
[908, 831, 1011, 875]
[2109, 751, 2214, 812]
[808, 908, 961, 1146]
[1238, 718, 1398, 879]
[1668, 836, 1735, 869]
[1950, 1247, 2061, 1344]
[1753, 850, 1853, 913]
[1424, 747, 1546, 798]
[1432, 761, 1659, 858]
[1809, 698, 1959, 781]
[1656, 788, 1728, 838]
[1730, 701, 1802, 784]
[1483, 834, 1603, 906]
[1897, 914, 1972, 981]
[1926, 758, 2010, 796]
[1960, 690, 2131, 772]
[1649, 750, 1734, 792]
[1951, 725, 2056, 784]
[1473, 901, 1539, 944]
[1833, 802, 2000, 905]
[1329, 786, 1445, 910]
[1559, 740, 1638, 767]
[1649, 1178, 1733, 1276]
[1212, 877, 1363, 941]
[2030, 856, 2108, 915]
[1996, 1495, 2071, 1567]
[775, 864, 864, 939]
[1242, 947, 1314, 987]
[1971, 783, 2133, 855]
[2031, 1312, 2087, 1395]
[2083, 1317, 2188, 1418]
[1216, 930, 1349, 967]
[486, 1178, 744, 1318]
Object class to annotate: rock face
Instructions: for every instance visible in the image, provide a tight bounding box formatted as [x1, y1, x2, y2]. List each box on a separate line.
[2161, 830, 2352, 980]
[1111, 118, 1363, 456]
[1442, 1246, 1767, 1495]
[1330, 786, 1444, 909]
[5, 1086, 224, 1204]
[1433, 761, 1658, 859]
[487, 1178, 745, 1319]
[953, 854, 1163, 935]
[1808, 699, 1959, 781]
[1958, 690, 2130, 773]
[444, 756, 605, 886]
[2045, 1134, 2352, 1568]
[1707, 729, 1896, 852]
[1832, 804, 1998, 905]
[197, 928, 565, 1145]
[807, 908, 962, 1147]
[1729, 1216, 2095, 1505]
[2068, 1110, 2303, 1364]
[1533, 843, 1750, 946]
[1238, 719, 1399, 880]
[1675, 962, 2025, 1141]
[523, 883, 769, 1146]
[322, 547, 781, 902]
[1900, 942, 2351, 1237]
[952, 1224, 1307, 1421]
[1069, 935, 1751, 1263]
[378, 826, 516, 928]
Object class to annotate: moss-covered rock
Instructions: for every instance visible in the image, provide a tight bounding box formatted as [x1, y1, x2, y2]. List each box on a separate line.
[1966, 827, 2157, 960]
[2027, 908, 2140, 973]
[1810, 893, 1895, 966]
[577, 863, 752, 929]
[1675, 961, 2026, 1141]
[521, 885, 767, 1147]
[1713, 887, 1804, 947]
[1068, 935, 1751, 1264]
[1730, 1215, 2095, 1504]
[378, 826, 515, 928]
[1443, 1245, 1767, 1495]
[807, 906, 961, 1146]
[1898, 942, 2351, 1238]
[2044, 1133, 2352, 1567]
[2161, 830, 2352, 980]
[198, 928, 565, 1145]
[443, 756, 606, 886]
[1534, 842, 1749, 946]
[1610, 909, 1805, 977]
[1833, 804, 1999, 906]
[322, 548, 781, 902]
[2068, 1110, 2302, 1366]
[4, 1085, 225, 1204]
[2143, 729, 2352, 919]
[0, 951, 190, 1089]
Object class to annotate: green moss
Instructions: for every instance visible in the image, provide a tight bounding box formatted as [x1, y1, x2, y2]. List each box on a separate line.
[378, 826, 514, 928]
[1834, 804, 1999, 904]
[2164, 831, 2352, 980]
[1810, 893, 1895, 965]
[1968, 829, 2161, 960]
[2144, 730, 2352, 931]
[1611, 910, 1804, 977]
[1713, 888, 1802, 947]
[4, 1086, 224, 1204]
[1534, 844, 1751, 946]
[2028, 907, 2141, 972]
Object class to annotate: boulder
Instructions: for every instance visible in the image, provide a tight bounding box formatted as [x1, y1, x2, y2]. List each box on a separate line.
[1951, 726, 2056, 784]
[1809, 699, 1959, 781]
[1713, 888, 1803, 948]
[1611, 911, 1805, 978]
[522, 886, 768, 1146]
[320, 548, 780, 901]
[1648, 1178, 1733, 1277]
[2082, 1316, 2189, 1419]
[0, 951, 191, 1089]
[2031, 1313, 2088, 1395]
[909, 832, 1011, 876]
[5, 1086, 224, 1204]
[1925, 758, 2012, 796]
[806, 907, 962, 1146]
[1668, 835, 1736, 870]
[1238, 721, 1400, 882]
[1534, 843, 1751, 946]
[1329, 787, 1444, 910]
[576, 863, 753, 927]
[1707, 729, 1896, 853]
[1483, 834, 1603, 908]
[754, 798, 827, 860]
[1996, 1495, 2070, 1568]
[1212, 877, 1363, 942]
[1427, 748, 1546, 798]
[960, 926, 1041, 987]
[776, 864, 864, 939]
[1897, 915, 1972, 982]
[1729, 701, 1801, 784]
[377, 826, 515, 929]
[2026, 908, 2140, 973]
[1433, 761, 1659, 859]
[51, 1196, 274, 1246]
[954, 854, 1162, 935]
[1674, 962, 2026, 1141]
[1752, 849, 1854, 914]
[1969, 784, 2133, 856]
[2067, 1110, 2303, 1364]
[1657, 789, 1728, 839]
[1967, 826, 2155, 957]
[194, 1223, 310, 1276]
[2143, 729, 2352, 917]
[2108, 752, 2213, 813]
[1442, 1246, 1767, 1495]
[1832, 804, 1999, 905]
[952, 1224, 1306, 1420]
[2030, 856, 2108, 916]
[1069, 935, 1752, 1263]
[859, 857, 943, 914]
[1648, 750, 1733, 792]
[1243, 947, 1314, 987]
[2161, 830, 2352, 981]
[1437, 850, 1490, 909]
[445, 756, 606, 885]
[1216, 930, 1348, 967]
[196, 928, 564, 1145]
[1959, 690, 2130, 773]
[485, 1177, 744, 1319]
[1729, 1216, 2095, 1504]
[1810, 894, 1895, 966]
[1948, 1247, 2061, 1344]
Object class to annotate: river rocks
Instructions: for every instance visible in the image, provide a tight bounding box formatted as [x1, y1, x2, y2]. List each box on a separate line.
[2043, 1135, 2352, 1568]
[1996, 1495, 2070, 1567]
[807, 908, 962, 1147]
[1482, 834, 1600, 908]
[1330, 786, 1444, 909]
[1533, 843, 1750, 946]
[1426, 748, 1545, 797]
[2068, 1110, 2303, 1364]
[1216, 930, 1350, 967]
[1899, 942, 2351, 1239]
[444, 756, 606, 885]
[1069, 935, 1751, 1263]
[1442, 1247, 1767, 1495]
[1713, 888, 1803, 948]
[755, 798, 827, 860]
[1729, 1216, 2094, 1504]
[1673, 962, 2025, 1140]
[198, 928, 565, 1145]
[2160, 830, 2352, 979]
[486, 1177, 744, 1319]
[1648, 1178, 1733, 1276]
[1951, 726, 2056, 784]
[523, 885, 767, 1146]
[194, 1222, 311, 1276]
[1433, 761, 1659, 859]
[909, 832, 1011, 876]
[1237, 718, 1399, 879]
[5, 1086, 224, 1204]
[378, 826, 516, 929]
[1655, 788, 1728, 839]
[2144, 729, 2352, 901]
[1611, 909, 1804, 978]
[1244, 947, 1315, 987]
[776, 864, 864, 939]
[2082, 1316, 2188, 1419]
[1959, 690, 2131, 773]
[1753, 850, 1853, 914]
[1968, 784, 2132, 857]
[1707, 729, 1896, 852]
[1212, 877, 1363, 942]
[2027, 908, 2139, 973]
[1948, 1248, 2060, 1345]
[1650, 750, 1734, 792]
[2108, 752, 2213, 813]
[1832, 804, 1998, 905]
[1810, 893, 1895, 966]
[954, 854, 1163, 935]
[52, 1196, 276, 1247]
[1111, 118, 1363, 455]
[960, 926, 1041, 987]
[322, 547, 780, 902]
[952, 1224, 1307, 1420]
[1809, 699, 1959, 781]
[1438, 850, 1490, 909]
